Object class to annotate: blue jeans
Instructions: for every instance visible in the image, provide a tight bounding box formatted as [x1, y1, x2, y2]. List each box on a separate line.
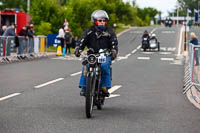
[195, 49, 199, 65]
[79, 56, 111, 89]
[28, 37, 34, 54]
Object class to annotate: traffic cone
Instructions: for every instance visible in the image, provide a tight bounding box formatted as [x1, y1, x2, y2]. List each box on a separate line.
[62, 48, 66, 56]
[56, 46, 62, 56]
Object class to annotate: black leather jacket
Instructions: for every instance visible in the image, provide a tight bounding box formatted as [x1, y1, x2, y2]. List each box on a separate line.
[78, 26, 118, 53]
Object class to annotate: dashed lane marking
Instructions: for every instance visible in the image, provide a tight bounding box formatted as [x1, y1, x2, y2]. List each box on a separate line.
[159, 52, 172, 55]
[142, 52, 155, 54]
[0, 93, 21, 101]
[131, 49, 137, 54]
[137, 57, 150, 60]
[125, 53, 131, 58]
[34, 78, 64, 88]
[70, 71, 82, 76]
[160, 58, 174, 61]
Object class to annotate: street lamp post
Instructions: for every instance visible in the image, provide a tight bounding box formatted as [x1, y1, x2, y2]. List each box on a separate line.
[27, 0, 30, 13]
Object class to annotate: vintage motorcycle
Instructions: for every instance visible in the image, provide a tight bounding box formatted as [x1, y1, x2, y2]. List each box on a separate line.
[81, 48, 111, 118]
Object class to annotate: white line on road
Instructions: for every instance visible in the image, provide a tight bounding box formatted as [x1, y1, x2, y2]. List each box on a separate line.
[160, 58, 174, 61]
[150, 28, 157, 34]
[137, 57, 150, 60]
[107, 94, 120, 98]
[178, 26, 184, 56]
[70, 71, 82, 76]
[137, 45, 141, 49]
[35, 78, 64, 88]
[159, 52, 172, 55]
[142, 52, 155, 54]
[125, 53, 131, 58]
[131, 49, 137, 54]
[0, 93, 21, 101]
[108, 85, 122, 93]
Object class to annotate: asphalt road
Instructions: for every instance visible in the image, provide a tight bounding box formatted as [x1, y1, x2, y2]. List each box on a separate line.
[1, 26, 200, 133]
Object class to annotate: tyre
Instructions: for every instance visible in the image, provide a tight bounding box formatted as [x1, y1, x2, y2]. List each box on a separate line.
[96, 96, 104, 110]
[157, 43, 160, 52]
[85, 76, 94, 118]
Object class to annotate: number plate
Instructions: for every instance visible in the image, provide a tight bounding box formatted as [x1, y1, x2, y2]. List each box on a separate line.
[98, 56, 106, 63]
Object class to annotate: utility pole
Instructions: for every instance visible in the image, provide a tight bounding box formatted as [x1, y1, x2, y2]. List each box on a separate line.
[27, 0, 30, 13]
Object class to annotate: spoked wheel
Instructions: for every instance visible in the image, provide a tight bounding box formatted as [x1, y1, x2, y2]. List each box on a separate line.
[85, 76, 94, 118]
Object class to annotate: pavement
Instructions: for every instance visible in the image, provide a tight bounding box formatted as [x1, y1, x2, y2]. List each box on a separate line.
[0, 52, 57, 64]
[186, 86, 200, 109]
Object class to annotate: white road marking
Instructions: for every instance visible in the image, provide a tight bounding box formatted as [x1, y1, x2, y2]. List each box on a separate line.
[137, 45, 141, 49]
[108, 85, 122, 93]
[159, 52, 172, 55]
[107, 94, 120, 98]
[70, 71, 82, 76]
[116, 56, 128, 61]
[35, 78, 64, 88]
[160, 58, 174, 61]
[137, 57, 150, 60]
[0, 93, 21, 101]
[170, 60, 183, 65]
[131, 49, 137, 54]
[150, 28, 157, 34]
[178, 26, 184, 56]
[167, 47, 176, 51]
[160, 47, 167, 51]
[106, 85, 122, 99]
[162, 31, 175, 34]
[125, 53, 131, 58]
[142, 52, 155, 54]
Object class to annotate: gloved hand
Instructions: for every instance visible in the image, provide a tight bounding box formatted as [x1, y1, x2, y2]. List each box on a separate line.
[111, 49, 117, 60]
[74, 47, 81, 57]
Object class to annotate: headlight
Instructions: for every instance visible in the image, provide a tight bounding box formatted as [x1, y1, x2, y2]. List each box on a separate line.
[88, 54, 96, 64]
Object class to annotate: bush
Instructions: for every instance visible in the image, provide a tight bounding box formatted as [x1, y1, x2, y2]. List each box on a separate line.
[35, 21, 52, 36]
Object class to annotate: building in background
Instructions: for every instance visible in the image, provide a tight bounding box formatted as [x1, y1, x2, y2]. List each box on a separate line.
[0, 8, 32, 34]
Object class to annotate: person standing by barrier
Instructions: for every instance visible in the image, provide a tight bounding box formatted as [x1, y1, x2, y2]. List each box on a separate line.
[190, 32, 199, 66]
[0, 25, 6, 56]
[0, 25, 7, 35]
[2, 24, 17, 56]
[19, 26, 28, 56]
[27, 24, 35, 55]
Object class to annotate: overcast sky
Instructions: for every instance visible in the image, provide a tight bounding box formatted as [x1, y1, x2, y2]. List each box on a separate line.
[123, 0, 177, 17]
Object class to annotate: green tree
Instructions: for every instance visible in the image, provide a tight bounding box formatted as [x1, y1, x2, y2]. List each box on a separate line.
[0, 0, 27, 11]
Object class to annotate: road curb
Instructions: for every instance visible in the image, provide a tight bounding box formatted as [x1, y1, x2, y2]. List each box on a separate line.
[186, 86, 200, 109]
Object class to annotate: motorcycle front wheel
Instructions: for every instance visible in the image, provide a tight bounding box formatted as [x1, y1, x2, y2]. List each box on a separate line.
[85, 76, 94, 118]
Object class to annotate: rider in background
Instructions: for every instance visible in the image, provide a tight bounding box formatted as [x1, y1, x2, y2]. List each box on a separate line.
[74, 9, 118, 96]
[142, 30, 150, 45]
[142, 30, 150, 40]
[150, 34, 158, 42]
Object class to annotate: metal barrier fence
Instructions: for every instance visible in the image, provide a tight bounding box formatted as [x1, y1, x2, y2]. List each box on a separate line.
[183, 43, 200, 93]
[0, 35, 47, 63]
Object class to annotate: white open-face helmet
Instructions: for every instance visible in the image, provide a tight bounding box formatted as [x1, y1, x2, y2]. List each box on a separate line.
[152, 34, 156, 37]
[91, 10, 109, 25]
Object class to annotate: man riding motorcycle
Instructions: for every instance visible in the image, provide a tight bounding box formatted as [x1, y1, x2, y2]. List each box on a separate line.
[141, 30, 150, 50]
[74, 10, 118, 97]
